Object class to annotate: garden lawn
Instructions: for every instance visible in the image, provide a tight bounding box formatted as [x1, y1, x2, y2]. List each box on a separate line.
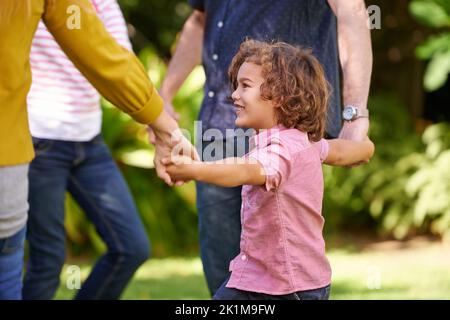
[55, 238, 450, 300]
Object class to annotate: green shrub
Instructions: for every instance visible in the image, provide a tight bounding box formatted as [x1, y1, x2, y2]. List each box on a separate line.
[410, 0, 450, 91]
[323, 93, 450, 241]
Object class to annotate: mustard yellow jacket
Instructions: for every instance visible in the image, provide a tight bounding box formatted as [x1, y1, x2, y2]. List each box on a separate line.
[0, 0, 163, 166]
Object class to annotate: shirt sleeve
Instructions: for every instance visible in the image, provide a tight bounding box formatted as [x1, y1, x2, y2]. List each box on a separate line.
[93, 0, 133, 51]
[188, 0, 205, 11]
[248, 138, 291, 191]
[312, 138, 330, 163]
[42, 0, 162, 124]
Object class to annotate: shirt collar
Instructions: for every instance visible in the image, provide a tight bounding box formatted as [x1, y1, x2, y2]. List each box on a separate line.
[252, 124, 288, 148]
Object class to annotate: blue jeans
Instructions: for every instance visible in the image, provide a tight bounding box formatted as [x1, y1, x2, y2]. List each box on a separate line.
[0, 226, 26, 300]
[22, 135, 150, 300]
[213, 278, 331, 300]
[196, 136, 249, 296]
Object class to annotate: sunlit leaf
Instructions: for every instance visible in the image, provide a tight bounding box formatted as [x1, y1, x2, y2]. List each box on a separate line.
[423, 50, 450, 91]
[410, 0, 450, 28]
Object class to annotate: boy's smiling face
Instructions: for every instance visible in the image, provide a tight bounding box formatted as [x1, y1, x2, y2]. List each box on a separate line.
[231, 62, 277, 130]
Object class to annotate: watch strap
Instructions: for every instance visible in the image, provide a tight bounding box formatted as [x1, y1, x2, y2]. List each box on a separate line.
[356, 108, 369, 118]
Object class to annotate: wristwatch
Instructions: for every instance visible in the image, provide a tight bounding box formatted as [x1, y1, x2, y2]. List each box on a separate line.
[342, 105, 369, 122]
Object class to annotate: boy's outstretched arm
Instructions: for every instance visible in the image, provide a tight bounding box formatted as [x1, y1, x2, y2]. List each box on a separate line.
[163, 157, 266, 188]
[324, 138, 375, 167]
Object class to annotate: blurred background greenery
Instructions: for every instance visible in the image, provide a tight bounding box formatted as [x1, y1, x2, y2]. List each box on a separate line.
[57, 0, 450, 299]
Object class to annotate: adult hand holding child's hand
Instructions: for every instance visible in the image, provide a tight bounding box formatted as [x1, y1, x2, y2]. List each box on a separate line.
[339, 117, 372, 168]
[148, 100, 180, 144]
[339, 117, 369, 142]
[148, 110, 199, 186]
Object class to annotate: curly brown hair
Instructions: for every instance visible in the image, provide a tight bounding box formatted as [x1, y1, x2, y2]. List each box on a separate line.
[228, 39, 331, 142]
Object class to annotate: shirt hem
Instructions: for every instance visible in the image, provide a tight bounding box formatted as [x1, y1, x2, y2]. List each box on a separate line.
[30, 130, 102, 142]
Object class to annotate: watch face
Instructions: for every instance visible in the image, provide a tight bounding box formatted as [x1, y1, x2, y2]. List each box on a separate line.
[343, 107, 355, 121]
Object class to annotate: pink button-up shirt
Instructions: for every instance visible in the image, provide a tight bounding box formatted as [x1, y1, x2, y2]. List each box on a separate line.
[226, 125, 332, 295]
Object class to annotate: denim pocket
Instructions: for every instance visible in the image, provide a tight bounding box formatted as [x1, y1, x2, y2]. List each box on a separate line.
[32, 138, 54, 156]
[0, 227, 26, 254]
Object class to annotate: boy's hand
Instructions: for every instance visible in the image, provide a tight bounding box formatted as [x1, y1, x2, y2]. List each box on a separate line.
[162, 155, 200, 184]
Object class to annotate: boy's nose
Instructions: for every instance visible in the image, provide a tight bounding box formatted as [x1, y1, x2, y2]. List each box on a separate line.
[231, 89, 239, 102]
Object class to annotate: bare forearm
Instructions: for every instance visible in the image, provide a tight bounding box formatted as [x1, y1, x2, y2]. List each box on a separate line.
[329, 0, 373, 109]
[325, 139, 374, 166]
[160, 10, 205, 101]
[194, 158, 265, 187]
[161, 156, 263, 187]
[150, 110, 180, 139]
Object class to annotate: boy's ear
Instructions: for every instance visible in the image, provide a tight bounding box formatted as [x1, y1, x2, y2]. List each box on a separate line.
[273, 102, 282, 108]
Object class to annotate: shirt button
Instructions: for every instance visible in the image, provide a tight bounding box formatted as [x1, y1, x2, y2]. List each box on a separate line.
[217, 21, 224, 28]
[212, 54, 218, 61]
[241, 254, 247, 261]
[208, 91, 215, 98]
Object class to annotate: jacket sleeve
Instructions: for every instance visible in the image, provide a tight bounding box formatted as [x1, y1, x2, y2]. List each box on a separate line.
[43, 0, 163, 124]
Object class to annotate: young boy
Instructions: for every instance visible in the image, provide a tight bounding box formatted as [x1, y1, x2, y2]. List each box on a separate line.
[163, 40, 374, 300]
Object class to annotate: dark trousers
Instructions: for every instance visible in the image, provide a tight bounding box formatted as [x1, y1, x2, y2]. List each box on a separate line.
[23, 135, 150, 300]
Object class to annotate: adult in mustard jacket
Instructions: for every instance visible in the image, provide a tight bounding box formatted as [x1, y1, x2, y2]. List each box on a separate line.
[0, 0, 195, 300]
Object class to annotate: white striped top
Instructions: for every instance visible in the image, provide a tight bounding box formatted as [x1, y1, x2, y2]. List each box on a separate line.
[27, 0, 133, 141]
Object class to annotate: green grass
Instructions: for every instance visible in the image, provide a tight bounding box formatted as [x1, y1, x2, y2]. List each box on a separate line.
[327, 241, 450, 299]
[55, 239, 450, 300]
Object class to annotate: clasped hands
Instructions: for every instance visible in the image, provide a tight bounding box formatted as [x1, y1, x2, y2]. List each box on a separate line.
[150, 125, 199, 186]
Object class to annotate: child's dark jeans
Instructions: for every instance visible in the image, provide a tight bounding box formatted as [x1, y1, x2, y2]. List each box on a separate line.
[213, 278, 331, 300]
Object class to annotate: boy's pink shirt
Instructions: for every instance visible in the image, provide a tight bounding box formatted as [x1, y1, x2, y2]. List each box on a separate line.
[226, 125, 332, 295]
